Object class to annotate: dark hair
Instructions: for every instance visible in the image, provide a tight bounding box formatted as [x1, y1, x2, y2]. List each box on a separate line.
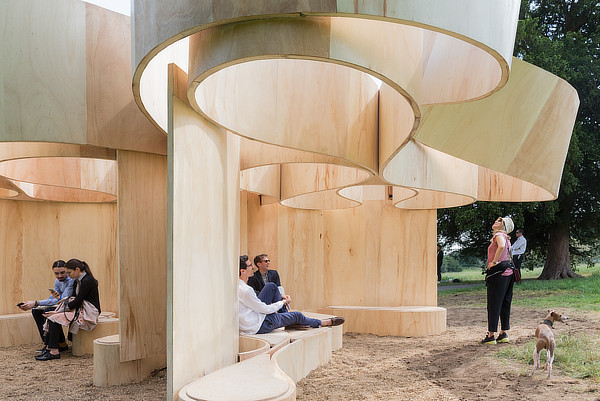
[253, 254, 268, 266]
[516, 229, 523, 234]
[65, 259, 98, 284]
[239, 255, 249, 276]
[52, 260, 66, 269]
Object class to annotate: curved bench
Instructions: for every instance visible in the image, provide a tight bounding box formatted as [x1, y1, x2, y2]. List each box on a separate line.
[239, 335, 270, 362]
[178, 314, 344, 401]
[319, 305, 446, 336]
[71, 315, 119, 356]
[178, 354, 295, 401]
[93, 334, 166, 386]
[0, 312, 39, 347]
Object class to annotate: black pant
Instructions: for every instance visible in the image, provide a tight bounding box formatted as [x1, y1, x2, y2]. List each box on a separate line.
[512, 254, 524, 271]
[486, 267, 515, 332]
[44, 321, 67, 349]
[32, 307, 65, 344]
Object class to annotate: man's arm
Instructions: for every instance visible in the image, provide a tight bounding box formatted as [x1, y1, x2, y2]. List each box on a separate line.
[240, 285, 284, 314]
[37, 280, 61, 307]
[269, 270, 282, 287]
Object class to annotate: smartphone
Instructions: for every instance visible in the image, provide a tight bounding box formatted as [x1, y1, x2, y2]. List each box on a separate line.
[16, 302, 24, 307]
[48, 289, 54, 292]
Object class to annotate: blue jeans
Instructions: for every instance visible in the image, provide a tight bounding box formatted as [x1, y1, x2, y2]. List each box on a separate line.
[256, 283, 321, 334]
[257, 282, 288, 313]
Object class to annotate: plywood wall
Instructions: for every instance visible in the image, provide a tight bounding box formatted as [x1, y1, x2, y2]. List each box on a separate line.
[0, 199, 118, 315]
[118, 150, 167, 362]
[168, 70, 239, 399]
[242, 194, 437, 311]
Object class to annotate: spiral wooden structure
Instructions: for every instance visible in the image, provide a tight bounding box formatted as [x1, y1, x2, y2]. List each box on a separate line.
[0, 1, 578, 399]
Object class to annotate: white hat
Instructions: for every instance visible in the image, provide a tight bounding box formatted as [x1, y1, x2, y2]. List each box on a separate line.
[501, 217, 514, 234]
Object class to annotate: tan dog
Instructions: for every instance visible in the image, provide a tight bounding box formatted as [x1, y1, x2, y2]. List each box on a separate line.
[531, 310, 568, 379]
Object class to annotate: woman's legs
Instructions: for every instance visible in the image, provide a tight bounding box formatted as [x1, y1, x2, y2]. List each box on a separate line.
[499, 275, 515, 331]
[486, 274, 513, 334]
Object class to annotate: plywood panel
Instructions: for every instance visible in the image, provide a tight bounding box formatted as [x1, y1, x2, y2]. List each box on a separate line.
[277, 207, 325, 309]
[1, 0, 87, 144]
[246, 193, 279, 269]
[118, 150, 167, 362]
[0, 200, 118, 316]
[168, 83, 238, 399]
[0, 201, 23, 314]
[85, 3, 166, 155]
[246, 201, 437, 312]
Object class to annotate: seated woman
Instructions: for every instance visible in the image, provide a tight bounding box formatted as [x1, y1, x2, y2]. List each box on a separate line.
[36, 259, 101, 361]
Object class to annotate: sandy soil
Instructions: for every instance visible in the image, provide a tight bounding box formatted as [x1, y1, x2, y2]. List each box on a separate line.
[2, 291, 599, 400]
[298, 292, 600, 401]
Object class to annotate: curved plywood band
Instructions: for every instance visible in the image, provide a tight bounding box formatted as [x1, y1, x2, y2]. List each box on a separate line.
[0, 142, 115, 163]
[188, 16, 503, 107]
[194, 59, 380, 173]
[382, 140, 479, 202]
[133, 0, 519, 102]
[413, 58, 579, 199]
[240, 165, 282, 200]
[0, 157, 117, 203]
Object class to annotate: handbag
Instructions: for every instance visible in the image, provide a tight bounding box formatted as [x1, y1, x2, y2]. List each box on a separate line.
[509, 258, 522, 282]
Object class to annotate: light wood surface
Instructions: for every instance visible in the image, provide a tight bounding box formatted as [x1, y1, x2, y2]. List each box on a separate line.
[0, 199, 118, 316]
[178, 354, 295, 401]
[93, 334, 167, 386]
[320, 306, 447, 336]
[117, 150, 167, 362]
[238, 336, 270, 362]
[168, 65, 239, 399]
[272, 328, 332, 384]
[71, 317, 119, 356]
[84, 3, 166, 154]
[1, 0, 87, 144]
[0, 313, 40, 347]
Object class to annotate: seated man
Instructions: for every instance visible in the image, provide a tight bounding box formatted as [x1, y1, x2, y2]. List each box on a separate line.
[247, 254, 282, 294]
[18, 260, 74, 352]
[238, 255, 344, 334]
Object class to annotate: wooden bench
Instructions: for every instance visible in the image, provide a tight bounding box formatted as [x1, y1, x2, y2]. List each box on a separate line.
[178, 312, 344, 401]
[93, 334, 166, 386]
[239, 335, 271, 361]
[0, 313, 40, 347]
[318, 305, 446, 336]
[71, 315, 119, 356]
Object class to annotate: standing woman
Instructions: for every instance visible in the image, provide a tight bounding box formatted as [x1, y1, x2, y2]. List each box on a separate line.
[36, 259, 101, 360]
[482, 217, 515, 345]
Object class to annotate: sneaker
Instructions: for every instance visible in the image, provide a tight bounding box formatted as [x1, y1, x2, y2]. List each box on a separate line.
[481, 334, 496, 345]
[496, 332, 509, 343]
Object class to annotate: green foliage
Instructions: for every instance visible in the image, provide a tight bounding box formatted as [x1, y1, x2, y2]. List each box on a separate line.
[438, 0, 600, 268]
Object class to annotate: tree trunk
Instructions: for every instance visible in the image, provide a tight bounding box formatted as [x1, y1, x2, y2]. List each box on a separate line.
[538, 224, 581, 279]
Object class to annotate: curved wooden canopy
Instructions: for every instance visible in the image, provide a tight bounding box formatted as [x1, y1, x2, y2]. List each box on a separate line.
[132, 0, 578, 210]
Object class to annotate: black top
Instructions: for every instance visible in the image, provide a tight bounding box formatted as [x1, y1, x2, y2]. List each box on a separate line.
[68, 274, 101, 313]
[247, 269, 282, 295]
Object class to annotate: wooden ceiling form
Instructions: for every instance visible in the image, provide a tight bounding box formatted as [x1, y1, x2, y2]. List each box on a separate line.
[133, 0, 577, 211]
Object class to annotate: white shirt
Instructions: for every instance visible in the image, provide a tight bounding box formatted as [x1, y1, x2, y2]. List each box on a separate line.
[238, 279, 284, 334]
[511, 236, 527, 256]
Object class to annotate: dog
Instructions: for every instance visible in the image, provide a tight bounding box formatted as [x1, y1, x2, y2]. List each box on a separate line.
[531, 310, 568, 379]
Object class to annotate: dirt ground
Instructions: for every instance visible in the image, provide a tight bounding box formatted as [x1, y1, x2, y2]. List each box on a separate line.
[2, 292, 599, 400]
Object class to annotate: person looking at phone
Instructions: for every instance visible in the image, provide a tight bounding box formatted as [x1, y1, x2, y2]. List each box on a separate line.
[37, 259, 101, 360]
[17, 260, 74, 353]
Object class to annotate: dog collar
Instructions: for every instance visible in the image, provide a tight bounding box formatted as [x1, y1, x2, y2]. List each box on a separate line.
[543, 319, 554, 328]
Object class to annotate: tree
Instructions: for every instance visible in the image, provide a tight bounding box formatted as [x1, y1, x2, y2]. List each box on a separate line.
[438, 0, 600, 279]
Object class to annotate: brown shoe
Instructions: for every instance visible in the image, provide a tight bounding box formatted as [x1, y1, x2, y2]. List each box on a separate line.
[285, 324, 311, 330]
[329, 316, 345, 326]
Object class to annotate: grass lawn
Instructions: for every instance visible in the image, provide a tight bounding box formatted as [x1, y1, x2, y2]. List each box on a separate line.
[440, 263, 600, 380]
